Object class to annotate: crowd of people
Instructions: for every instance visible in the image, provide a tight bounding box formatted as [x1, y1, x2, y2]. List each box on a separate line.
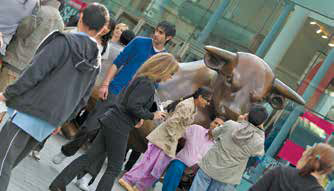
[1, 1, 334, 191]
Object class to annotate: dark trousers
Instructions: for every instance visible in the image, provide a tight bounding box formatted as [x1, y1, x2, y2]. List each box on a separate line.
[50, 126, 128, 191]
[78, 152, 106, 185]
[33, 135, 50, 152]
[0, 120, 39, 191]
[61, 94, 115, 157]
[124, 149, 141, 171]
[61, 128, 99, 157]
[76, 145, 142, 185]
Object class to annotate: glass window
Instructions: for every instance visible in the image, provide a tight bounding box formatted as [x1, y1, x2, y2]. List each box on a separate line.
[103, 0, 283, 58]
[137, 23, 154, 37]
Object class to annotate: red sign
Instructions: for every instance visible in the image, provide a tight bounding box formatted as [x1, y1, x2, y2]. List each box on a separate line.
[68, 0, 87, 11]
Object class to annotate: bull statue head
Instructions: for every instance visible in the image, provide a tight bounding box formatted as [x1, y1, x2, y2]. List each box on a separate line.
[204, 45, 305, 120]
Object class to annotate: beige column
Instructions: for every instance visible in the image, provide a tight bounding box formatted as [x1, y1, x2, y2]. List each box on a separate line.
[264, 6, 309, 70]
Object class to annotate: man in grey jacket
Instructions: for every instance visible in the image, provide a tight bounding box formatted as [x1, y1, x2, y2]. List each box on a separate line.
[189, 104, 268, 191]
[0, 3, 109, 191]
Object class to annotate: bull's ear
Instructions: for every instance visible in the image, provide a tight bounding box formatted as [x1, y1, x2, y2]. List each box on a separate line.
[204, 46, 237, 72]
[272, 79, 305, 105]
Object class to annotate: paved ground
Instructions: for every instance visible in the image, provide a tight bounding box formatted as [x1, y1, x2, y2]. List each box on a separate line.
[0, 113, 162, 191]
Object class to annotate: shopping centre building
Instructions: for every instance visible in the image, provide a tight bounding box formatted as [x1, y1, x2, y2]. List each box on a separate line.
[62, 0, 333, 189]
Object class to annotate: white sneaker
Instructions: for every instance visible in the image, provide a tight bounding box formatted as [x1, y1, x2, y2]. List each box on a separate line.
[75, 174, 92, 191]
[31, 150, 41, 160]
[52, 152, 67, 164]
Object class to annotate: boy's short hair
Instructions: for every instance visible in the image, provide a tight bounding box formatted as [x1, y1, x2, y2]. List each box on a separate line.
[82, 3, 109, 32]
[157, 21, 176, 37]
[248, 104, 268, 126]
[120, 30, 136, 46]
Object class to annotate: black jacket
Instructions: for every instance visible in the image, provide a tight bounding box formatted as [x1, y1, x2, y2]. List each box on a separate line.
[100, 76, 155, 134]
[4, 31, 99, 127]
[249, 166, 324, 191]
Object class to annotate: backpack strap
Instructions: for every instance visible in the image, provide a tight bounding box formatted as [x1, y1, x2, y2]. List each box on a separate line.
[32, 0, 41, 28]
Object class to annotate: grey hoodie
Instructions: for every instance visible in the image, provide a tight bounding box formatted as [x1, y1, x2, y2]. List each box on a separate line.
[4, 31, 100, 126]
[199, 120, 265, 184]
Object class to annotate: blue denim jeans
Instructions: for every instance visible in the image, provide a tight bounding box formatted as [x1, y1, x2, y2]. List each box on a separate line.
[189, 168, 236, 191]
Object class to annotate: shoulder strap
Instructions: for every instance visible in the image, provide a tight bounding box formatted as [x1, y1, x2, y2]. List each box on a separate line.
[32, 0, 41, 27]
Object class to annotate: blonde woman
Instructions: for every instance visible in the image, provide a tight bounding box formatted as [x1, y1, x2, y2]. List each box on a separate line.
[49, 53, 179, 191]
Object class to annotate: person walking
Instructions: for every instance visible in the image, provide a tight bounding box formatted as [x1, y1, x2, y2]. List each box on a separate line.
[49, 53, 179, 191]
[74, 30, 136, 191]
[30, 16, 115, 161]
[249, 143, 334, 191]
[119, 87, 213, 191]
[162, 118, 224, 191]
[0, 3, 109, 191]
[189, 104, 268, 191]
[0, 0, 67, 160]
[52, 20, 176, 166]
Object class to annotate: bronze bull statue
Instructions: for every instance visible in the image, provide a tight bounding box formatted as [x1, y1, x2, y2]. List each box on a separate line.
[127, 45, 305, 153]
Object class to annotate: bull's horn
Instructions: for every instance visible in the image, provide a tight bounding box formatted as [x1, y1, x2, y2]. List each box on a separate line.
[204, 46, 237, 71]
[273, 79, 305, 105]
[204, 46, 237, 63]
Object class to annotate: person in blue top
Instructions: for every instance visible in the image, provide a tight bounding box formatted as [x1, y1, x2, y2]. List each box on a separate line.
[100, 20, 176, 96]
[52, 20, 176, 189]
